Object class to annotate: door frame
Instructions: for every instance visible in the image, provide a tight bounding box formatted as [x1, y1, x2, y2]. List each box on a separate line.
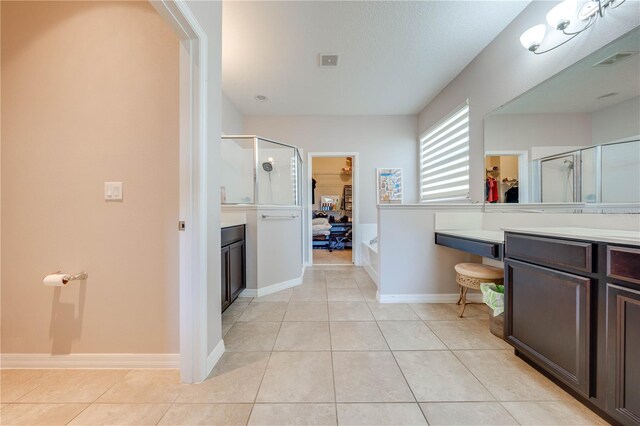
[307, 152, 360, 266]
[151, 0, 209, 384]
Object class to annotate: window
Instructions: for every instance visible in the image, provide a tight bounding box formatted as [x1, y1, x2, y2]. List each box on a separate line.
[419, 102, 470, 202]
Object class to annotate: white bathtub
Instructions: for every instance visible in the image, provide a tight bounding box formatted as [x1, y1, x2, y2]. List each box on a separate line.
[361, 240, 379, 286]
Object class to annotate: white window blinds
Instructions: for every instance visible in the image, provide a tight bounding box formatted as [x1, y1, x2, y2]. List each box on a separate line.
[419, 103, 470, 202]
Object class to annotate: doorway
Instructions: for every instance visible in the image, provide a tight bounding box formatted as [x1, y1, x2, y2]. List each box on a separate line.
[484, 151, 529, 204]
[308, 153, 358, 265]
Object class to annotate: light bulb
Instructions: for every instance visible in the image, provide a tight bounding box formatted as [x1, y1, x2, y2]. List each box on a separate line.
[546, 0, 576, 30]
[520, 25, 546, 52]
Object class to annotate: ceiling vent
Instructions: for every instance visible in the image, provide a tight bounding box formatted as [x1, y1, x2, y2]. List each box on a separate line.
[593, 52, 638, 67]
[319, 53, 339, 67]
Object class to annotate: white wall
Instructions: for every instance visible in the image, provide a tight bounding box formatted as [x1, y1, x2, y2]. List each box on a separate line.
[484, 113, 592, 158]
[184, 0, 224, 361]
[377, 206, 480, 301]
[222, 91, 244, 135]
[244, 115, 418, 224]
[418, 0, 640, 202]
[592, 96, 640, 145]
[221, 139, 254, 204]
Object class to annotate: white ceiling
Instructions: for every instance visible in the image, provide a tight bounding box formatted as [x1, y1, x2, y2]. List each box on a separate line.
[222, 1, 531, 116]
[495, 27, 640, 115]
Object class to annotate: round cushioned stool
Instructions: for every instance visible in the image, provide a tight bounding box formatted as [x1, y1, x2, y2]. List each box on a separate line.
[454, 263, 504, 318]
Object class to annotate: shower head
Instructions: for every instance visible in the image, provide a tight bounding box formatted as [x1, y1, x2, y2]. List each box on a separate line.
[262, 162, 273, 172]
[563, 159, 574, 171]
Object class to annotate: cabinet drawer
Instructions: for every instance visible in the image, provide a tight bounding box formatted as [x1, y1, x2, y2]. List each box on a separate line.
[607, 246, 640, 285]
[222, 225, 245, 246]
[505, 233, 593, 273]
[435, 233, 502, 259]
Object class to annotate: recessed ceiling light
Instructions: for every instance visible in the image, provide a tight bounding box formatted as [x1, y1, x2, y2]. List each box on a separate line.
[255, 95, 268, 102]
[597, 92, 619, 100]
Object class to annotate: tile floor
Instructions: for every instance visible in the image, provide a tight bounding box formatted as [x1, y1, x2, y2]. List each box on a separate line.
[1, 267, 607, 425]
[312, 249, 353, 265]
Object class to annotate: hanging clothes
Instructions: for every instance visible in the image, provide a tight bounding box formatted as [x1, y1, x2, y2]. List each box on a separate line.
[486, 177, 499, 203]
[312, 178, 317, 204]
[505, 185, 519, 203]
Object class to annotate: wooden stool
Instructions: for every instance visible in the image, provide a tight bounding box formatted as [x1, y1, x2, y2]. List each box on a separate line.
[454, 263, 504, 318]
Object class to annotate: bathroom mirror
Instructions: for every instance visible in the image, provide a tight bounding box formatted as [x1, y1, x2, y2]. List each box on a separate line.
[483, 27, 640, 207]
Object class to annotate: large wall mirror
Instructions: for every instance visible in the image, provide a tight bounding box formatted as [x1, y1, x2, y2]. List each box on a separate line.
[483, 27, 639, 208]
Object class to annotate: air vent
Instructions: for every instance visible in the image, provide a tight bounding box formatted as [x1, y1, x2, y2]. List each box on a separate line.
[593, 52, 637, 67]
[319, 53, 339, 67]
[597, 92, 619, 100]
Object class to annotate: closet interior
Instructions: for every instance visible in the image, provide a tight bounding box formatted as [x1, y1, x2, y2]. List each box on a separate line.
[311, 157, 354, 264]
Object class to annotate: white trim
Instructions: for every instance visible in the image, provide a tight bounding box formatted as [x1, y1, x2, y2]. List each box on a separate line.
[378, 203, 482, 211]
[376, 292, 483, 304]
[222, 205, 303, 211]
[150, 0, 209, 384]
[205, 340, 225, 379]
[361, 242, 379, 285]
[0, 353, 179, 369]
[483, 202, 586, 212]
[240, 266, 306, 298]
[363, 263, 379, 286]
[307, 152, 361, 266]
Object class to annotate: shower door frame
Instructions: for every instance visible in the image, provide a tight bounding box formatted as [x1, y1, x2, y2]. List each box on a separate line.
[538, 151, 582, 203]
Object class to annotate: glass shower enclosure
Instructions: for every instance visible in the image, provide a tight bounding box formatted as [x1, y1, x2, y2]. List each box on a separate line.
[537, 139, 640, 203]
[221, 136, 302, 206]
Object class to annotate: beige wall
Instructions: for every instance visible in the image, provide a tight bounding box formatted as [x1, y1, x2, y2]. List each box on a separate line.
[1, 1, 179, 354]
[312, 157, 352, 211]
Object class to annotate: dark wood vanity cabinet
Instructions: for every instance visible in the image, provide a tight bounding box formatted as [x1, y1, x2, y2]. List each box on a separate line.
[605, 246, 640, 426]
[221, 225, 246, 313]
[505, 233, 639, 425]
[504, 259, 591, 396]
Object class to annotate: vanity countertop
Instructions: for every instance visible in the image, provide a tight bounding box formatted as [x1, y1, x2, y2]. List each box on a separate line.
[221, 212, 247, 229]
[435, 229, 504, 244]
[503, 227, 640, 246]
[221, 220, 246, 229]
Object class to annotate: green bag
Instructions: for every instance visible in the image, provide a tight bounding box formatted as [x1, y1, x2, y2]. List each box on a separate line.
[480, 283, 505, 317]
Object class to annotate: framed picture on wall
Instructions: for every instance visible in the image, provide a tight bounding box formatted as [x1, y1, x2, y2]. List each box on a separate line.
[376, 168, 403, 204]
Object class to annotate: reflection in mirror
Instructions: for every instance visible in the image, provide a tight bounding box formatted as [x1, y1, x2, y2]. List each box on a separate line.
[484, 27, 640, 206]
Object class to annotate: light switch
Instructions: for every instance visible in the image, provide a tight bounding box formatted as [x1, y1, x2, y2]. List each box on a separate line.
[104, 182, 123, 201]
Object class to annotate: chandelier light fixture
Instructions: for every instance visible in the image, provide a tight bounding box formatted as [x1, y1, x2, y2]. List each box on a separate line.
[520, 0, 627, 54]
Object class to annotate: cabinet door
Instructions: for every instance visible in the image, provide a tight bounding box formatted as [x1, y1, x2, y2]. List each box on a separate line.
[221, 246, 231, 312]
[505, 259, 591, 396]
[606, 283, 640, 425]
[228, 240, 245, 301]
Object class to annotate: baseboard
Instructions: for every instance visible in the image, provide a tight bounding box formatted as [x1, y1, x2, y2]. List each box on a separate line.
[363, 263, 379, 286]
[239, 288, 258, 297]
[0, 353, 180, 369]
[376, 292, 483, 304]
[206, 339, 225, 378]
[241, 265, 306, 298]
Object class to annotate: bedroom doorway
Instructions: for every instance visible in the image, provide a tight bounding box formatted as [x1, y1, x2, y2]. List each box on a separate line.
[308, 153, 358, 265]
